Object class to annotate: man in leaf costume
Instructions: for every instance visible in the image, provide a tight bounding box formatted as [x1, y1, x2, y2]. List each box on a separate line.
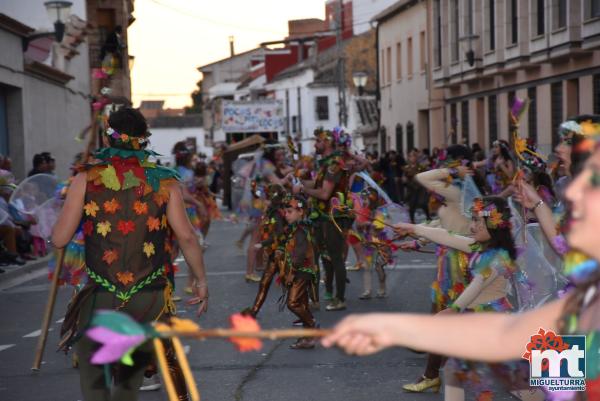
[52, 108, 209, 401]
[294, 128, 353, 311]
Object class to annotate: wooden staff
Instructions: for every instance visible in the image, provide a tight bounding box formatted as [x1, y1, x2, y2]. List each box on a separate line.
[332, 205, 398, 229]
[157, 328, 331, 340]
[32, 106, 100, 371]
[31, 248, 65, 371]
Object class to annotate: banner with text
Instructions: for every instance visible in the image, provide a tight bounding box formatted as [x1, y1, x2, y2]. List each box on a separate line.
[221, 100, 284, 133]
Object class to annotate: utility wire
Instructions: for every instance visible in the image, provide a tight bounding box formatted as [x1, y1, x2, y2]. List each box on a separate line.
[149, 0, 374, 35]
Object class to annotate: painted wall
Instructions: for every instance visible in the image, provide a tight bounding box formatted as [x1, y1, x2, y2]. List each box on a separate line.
[352, 0, 399, 34]
[0, 2, 91, 179]
[378, 2, 429, 154]
[267, 69, 350, 153]
[147, 126, 212, 165]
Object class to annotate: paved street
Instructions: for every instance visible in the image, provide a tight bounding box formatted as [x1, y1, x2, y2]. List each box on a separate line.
[0, 220, 513, 401]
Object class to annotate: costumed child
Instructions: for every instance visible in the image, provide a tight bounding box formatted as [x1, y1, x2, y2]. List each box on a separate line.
[242, 183, 288, 318]
[281, 193, 318, 349]
[354, 187, 388, 300]
[395, 196, 522, 400]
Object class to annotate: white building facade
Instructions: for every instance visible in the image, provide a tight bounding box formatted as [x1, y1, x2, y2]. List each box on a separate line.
[147, 116, 212, 165]
[352, 0, 401, 34]
[430, 0, 600, 155]
[0, 1, 91, 178]
[266, 66, 356, 153]
[375, 0, 444, 155]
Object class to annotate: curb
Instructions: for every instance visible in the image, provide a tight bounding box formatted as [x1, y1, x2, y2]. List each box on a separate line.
[0, 256, 51, 285]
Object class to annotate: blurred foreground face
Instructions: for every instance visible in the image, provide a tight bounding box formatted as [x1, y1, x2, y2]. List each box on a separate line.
[565, 148, 600, 260]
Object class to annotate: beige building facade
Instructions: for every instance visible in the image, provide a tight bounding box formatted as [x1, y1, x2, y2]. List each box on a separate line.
[375, 0, 445, 156]
[430, 0, 600, 154]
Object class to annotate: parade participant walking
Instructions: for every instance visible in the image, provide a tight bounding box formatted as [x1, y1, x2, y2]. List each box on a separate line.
[403, 148, 431, 223]
[294, 128, 353, 311]
[52, 108, 209, 401]
[280, 194, 318, 349]
[474, 140, 516, 195]
[172, 141, 208, 296]
[354, 187, 388, 300]
[242, 183, 288, 318]
[236, 141, 289, 283]
[193, 160, 221, 239]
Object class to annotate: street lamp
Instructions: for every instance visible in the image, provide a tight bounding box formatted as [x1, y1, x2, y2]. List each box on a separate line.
[23, 1, 72, 50]
[459, 34, 481, 67]
[352, 72, 368, 96]
[45, 1, 72, 42]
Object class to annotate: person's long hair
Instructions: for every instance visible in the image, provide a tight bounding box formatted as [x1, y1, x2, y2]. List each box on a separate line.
[445, 144, 487, 195]
[262, 141, 281, 166]
[492, 139, 513, 162]
[172, 141, 192, 167]
[533, 171, 556, 199]
[263, 141, 287, 179]
[482, 196, 517, 260]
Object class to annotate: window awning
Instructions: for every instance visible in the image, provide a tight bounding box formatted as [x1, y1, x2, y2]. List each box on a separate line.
[208, 82, 239, 100]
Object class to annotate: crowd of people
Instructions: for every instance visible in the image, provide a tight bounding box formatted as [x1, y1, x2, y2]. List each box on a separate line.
[0, 152, 56, 272]
[232, 114, 599, 400]
[44, 104, 600, 401]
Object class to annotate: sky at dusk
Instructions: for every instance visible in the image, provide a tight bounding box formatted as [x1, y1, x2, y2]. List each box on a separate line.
[128, 0, 326, 108]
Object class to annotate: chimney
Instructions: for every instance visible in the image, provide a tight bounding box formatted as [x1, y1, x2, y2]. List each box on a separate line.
[229, 36, 235, 57]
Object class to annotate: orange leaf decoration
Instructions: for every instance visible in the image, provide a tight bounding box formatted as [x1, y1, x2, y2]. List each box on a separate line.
[147, 216, 161, 232]
[229, 313, 262, 352]
[116, 271, 134, 285]
[164, 240, 173, 253]
[117, 220, 136, 235]
[87, 168, 101, 183]
[84, 201, 100, 217]
[102, 249, 118, 265]
[133, 201, 148, 215]
[103, 198, 121, 214]
[477, 391, 493, 401]
[489, 210, 504, 227]
[161, 214, 168, 229]
[153, 185, 171, 207]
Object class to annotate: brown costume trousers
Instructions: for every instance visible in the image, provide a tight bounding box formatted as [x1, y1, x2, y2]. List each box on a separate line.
[76, 290, 189, 401]
[286, 275, 315, 328]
